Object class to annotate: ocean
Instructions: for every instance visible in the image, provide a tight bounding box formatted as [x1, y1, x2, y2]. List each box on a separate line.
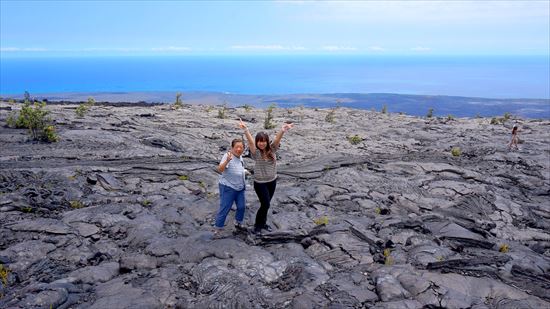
[1, 55, 549, 99]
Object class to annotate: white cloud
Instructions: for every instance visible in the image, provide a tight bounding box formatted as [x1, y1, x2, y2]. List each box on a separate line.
[411, 46, 432, 52]
[368, 46, 385, 52]
[230, 45, 306, 50]
[322, 45, 358, 51]
[1, 47, 48, 52]
[150, 46, 191, 52]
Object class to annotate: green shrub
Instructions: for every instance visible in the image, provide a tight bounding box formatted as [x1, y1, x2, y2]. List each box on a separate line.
[69, 200, 84, 209]
[13, 101, 59, 142]
[490, 117, 502, 125]
[75, 97, 96, 117]
[75, 104, 89, 118]
[6, 111, 17, 127]
[264, 103, 276, 129]
[0, 264, 10, 286]
[447, 114, 455, 121]
[499, 244, 509, 253]
[217, 104, 227, 119]
[243, 104, 252, 112]
[347, 135, 363, 145]
[383, 248, 394, 265]
[381, 104, 387, 114]
[178, 175, 189, 181]
[313, 216, 329, 226]
[43, 125, 59, 142]
[141, 200, 152, 207]
[325, 109, 336, 123]
[451, 147, 461, 157]
[426, 108, 434, 118]
[174, 92, 183, 109]
[503, 112, 511, 121]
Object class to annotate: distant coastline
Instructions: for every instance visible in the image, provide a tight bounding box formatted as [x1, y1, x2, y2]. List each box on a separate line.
[1, 91, 549, 119]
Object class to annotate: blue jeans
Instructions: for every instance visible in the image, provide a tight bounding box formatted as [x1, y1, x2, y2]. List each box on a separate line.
[215, 183, 245, 228]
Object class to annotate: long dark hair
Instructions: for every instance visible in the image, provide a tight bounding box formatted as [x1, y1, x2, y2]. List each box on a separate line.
[255, 132, 275, 161]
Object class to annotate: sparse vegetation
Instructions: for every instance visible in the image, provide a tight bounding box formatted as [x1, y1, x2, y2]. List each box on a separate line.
[381, 104, 387, 114]
[347, 134, 363, 145]
[264, 103, 276, 129]
[313, 216, 329, 226]
[7, 101, 59, 142]
[174, 92, 184, 109]
[0, 264, 10, 286]
[75, 97, 96, 118]
[503, 112, 511, 121]
[447, 114, 455, 121]
[217, 104, 227, 119]
[426, 108, 434, 118]
[325, 109, 336, 123]
[141, 199, 152, 207]
[69, 200, 84, 209]
[243, 104, 252, 112]
[178, 175, 189, 181]
[490, 117, 500, 125]
[499, 244, 509, 253]
[383, 248, 394, 265]
[451, 147, 461, 157]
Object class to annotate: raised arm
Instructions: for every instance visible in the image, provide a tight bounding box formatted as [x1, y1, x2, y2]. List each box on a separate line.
[272, 123, 293, 149]
[239, 118, 256, 156]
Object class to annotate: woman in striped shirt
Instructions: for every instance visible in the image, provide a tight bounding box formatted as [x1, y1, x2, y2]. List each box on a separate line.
[240, 118, 294, 234]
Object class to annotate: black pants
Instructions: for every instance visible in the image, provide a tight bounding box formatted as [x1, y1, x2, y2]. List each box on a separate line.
[253, 179, 277, 228]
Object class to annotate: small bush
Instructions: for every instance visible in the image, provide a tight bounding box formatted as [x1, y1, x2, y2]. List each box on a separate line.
[69, 200, 84, 209]
[490, 117, 501, 125]
[12, 101, 59, 142]
[426, 108, 434, 118]
[141, 200, 151, 207]
[243, 104, 252, 112]
[499, 244, 509, 253]
[347, 135, 363, 145]
[178, 175, 189, 181]
[313, 216, 329, 226]
[264, 103, 276, 129]
[451, 147, 461, 157]
[447, 114, 455, 121]
[381, 104, 387, 114]
[0, 264, 10, 286]
[174, 92, 183, 109]
[325, 109, 336, 123]
[383, 248, 393, 265]
[217, 104, 227, 119]
[503, 112, 511, 121]
[75, 97, 96, 117]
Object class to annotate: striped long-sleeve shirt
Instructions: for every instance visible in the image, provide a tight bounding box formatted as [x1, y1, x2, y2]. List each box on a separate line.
[252, 144, 279, 183]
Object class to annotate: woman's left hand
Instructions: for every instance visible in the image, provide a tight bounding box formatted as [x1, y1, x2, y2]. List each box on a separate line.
[282, 123, 294, 132]
[239, 118, 248, 130]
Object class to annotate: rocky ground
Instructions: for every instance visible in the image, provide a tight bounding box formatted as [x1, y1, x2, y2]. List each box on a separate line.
[0, 101, 549, 309]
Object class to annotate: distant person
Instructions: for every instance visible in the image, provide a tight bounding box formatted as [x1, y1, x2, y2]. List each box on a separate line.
[239, 118, 294, 234]
[214, 138, 247, 237]
[508, 124, 520, 151]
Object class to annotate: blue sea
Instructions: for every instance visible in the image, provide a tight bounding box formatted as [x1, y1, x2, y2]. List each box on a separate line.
[0, 55, 549, 99]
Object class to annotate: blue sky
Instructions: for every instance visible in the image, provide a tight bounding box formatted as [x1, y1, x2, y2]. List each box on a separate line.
[1, 0, 549, 57]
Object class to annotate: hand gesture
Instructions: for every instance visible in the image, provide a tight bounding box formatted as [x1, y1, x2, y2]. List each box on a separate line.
[226, 151, 233, 162]
[282, 122, 294, 132]
[239, 118, 247, 130]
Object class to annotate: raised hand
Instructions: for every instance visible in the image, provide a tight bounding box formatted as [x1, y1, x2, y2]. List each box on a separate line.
[226, 151, 233, 162]
[239, 118, 247, 130]
[282, 122, 294, 132]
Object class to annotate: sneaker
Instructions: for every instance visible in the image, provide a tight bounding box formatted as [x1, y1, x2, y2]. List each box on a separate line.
[234, 222, 246, 230]
[262, 224, 273, 232]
